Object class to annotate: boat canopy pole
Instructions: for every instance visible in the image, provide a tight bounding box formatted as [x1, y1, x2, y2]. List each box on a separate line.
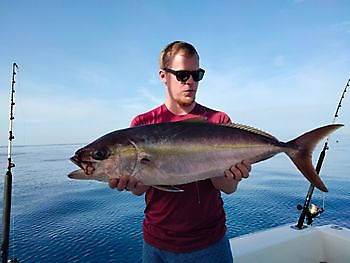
[295, 78, 349, 229]
[1, 63, 19, 263]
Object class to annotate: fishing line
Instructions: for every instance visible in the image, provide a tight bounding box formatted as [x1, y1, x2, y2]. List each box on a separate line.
[10, 66, 21, 261]
[331, 80, 348, 125]
[321, 78, 349, 210]
[1, 62, 20, 263]
[13, 68, 27, 147]
[9, 65, 25, 258]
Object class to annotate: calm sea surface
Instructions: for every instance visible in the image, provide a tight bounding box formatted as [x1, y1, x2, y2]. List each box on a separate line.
[0, 136, 349, 262]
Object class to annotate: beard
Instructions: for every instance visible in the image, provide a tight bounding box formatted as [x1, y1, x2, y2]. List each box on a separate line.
[176, 94, 196, 107]
[166, 84, 197, 110]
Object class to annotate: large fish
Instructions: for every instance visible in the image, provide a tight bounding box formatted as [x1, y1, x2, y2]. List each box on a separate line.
[68, 120, 343, 192]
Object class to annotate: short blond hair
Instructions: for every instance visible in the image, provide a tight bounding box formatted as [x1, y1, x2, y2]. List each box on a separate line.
[159, 41, 199, 69]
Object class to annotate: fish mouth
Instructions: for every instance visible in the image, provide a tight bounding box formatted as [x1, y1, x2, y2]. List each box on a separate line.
[70, 155, 95, 176]
[68, 169, 86, 179]
[70, 155, 81, 166]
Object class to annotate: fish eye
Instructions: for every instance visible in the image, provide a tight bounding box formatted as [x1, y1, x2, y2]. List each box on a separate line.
[90, 148, 110, 160]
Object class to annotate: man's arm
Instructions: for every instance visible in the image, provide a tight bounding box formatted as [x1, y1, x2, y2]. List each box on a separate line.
[211, 160, 251, 194]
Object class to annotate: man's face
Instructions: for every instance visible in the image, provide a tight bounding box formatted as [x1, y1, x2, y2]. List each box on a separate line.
[161, 53, 200, 107]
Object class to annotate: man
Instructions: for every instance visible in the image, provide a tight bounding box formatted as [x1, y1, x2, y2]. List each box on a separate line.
[109, 41, 251, 262]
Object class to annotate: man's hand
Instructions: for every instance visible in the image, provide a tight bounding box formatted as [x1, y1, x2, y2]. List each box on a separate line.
[211, 160, 251, 194]
[225, 160, 251, 181]
[108, 175, 149, 196]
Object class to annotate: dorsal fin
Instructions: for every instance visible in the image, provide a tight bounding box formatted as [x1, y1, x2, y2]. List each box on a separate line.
[222, 123, 278, 141]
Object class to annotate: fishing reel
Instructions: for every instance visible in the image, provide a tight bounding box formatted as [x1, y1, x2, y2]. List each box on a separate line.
[297, 203, 324, 226]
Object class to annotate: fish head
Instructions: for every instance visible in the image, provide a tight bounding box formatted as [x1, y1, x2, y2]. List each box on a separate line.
[68, 129, 139, 182]
[68, 137, 123, 181]
[68, 145, 117, 181]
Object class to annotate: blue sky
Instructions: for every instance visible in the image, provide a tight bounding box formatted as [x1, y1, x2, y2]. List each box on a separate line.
[0, 0, 349, 146]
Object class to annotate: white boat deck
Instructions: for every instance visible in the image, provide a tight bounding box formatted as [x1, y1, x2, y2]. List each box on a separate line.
[230, 224, 350, 263]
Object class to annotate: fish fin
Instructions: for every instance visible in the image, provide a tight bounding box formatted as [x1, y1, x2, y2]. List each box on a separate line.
[153, 185, 184, 192]
[224, 123, 278, 141]
[129, 140, 154, 176]
[286, 124, 343, 192]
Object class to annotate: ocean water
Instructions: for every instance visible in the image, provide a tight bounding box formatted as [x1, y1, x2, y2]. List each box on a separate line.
[0, 137, 349, 262]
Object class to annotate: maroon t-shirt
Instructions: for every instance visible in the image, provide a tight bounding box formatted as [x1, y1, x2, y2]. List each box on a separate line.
[131, 103, 231, 252]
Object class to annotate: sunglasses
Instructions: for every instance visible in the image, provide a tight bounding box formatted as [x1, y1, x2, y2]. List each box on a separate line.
[163, 68, 205, 82]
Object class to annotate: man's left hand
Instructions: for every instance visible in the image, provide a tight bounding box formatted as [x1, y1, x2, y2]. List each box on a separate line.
[211, 160, 251, 194]
[225, 160, 251, 181]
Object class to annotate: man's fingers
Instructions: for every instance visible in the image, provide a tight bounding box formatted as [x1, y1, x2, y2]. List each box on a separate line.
[242, 160, 252, 173]
[224, 169, 233, 180]
[126, 177, 138, 191]
[236, 162, 250, 178]
[116, 176, 129, 191]
[108, 178, 119, 189]
[228, 166, 243, 181]
[226, 160, 252, 181]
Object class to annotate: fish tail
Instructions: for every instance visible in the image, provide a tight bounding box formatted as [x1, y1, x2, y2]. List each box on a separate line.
[285, 124, 343, 192]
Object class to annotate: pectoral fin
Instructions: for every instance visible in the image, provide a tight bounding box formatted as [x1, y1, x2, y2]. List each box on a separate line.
[129, 140, 154, 176]
[153, 185, 184, 192]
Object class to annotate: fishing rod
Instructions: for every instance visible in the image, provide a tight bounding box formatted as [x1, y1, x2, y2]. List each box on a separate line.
[295, 78, 349, 230]
[1, 63, 19, 263]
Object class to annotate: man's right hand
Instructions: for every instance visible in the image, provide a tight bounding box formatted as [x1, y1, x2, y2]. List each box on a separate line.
[108, 175, 149, 196]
